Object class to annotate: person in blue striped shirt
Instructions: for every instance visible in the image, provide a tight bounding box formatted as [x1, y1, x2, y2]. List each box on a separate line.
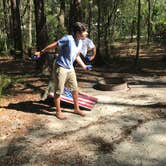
[35, 22, 91, 120]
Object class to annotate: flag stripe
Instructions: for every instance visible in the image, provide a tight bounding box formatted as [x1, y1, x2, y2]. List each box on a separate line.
[79, 93, 98, 102]
[48, 92, 97, 110]
[61, 96, 94, 109]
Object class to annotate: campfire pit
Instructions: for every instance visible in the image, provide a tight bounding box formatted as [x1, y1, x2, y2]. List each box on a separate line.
[94, 77, 129, 91]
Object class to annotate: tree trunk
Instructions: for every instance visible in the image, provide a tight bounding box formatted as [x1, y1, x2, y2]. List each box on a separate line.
[26, 0, 33, 59]
[58, 0, 65, 30]
[130, 20, 135, 42]
[28, 0, 32, 48]
[2, 0, 10, 40]
[95, 0, 103, 65]
[88, 1, 92, 37]
[130, 0, 137, 42]
[33, 0, 48, 71]
[104, 10, 109, 56]
[2, 0, 9, 51]
[104, 1, 119, 56]
[147, 0, 151, 44]
[135, 0, 141, 65]
[33, 0, 48, 50]
[56, 0, 66, 39]
[10, 0, 23, 58]
[69, 0, 83, 33]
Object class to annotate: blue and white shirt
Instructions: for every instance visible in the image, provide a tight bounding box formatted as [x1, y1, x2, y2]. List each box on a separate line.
[56, 35, 82, 69]
[80, 38, 95, 57]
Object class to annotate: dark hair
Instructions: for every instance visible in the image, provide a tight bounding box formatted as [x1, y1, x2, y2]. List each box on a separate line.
[72, 22, 87, 35]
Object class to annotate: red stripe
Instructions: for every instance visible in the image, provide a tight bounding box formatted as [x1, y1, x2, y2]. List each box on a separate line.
[61, 96, 93, 107]
[48, 94, 96, 104]
[61, 96, 94, 109]
[61, 96, 96, 106]
[49, 92, 98, 102]
[78, 93, 98, 102]
[77, 97, 95, 104]
[48, 93, 97, 109]
[61, 98, 93, 109]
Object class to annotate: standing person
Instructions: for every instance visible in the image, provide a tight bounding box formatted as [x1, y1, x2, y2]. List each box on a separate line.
[41, 37, 96, 101]
[35, 22, 90, 120]
[80, 37, 96, 61]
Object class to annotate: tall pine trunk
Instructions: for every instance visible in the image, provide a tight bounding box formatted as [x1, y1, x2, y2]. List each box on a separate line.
[2, 0, 10, 40]
[26, 0, 33, 59]
[147, 0, 151, 44]
[34, 0, 48, 71]
[69, 0, 83, 33]
[2, 0, 10, 51]
[34, 0, 48, 50]
[88, 1, 92, 37]
[95, 0, 104, 66]
[130, 0, 137, 42]
[28, 0, 32, 48]
[10, 0, 23, 58]
[135, 0, 141, 65]
[58, 0, 65, 30]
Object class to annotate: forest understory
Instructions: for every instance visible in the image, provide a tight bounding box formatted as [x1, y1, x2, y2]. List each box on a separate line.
[0, 42, 166, 166]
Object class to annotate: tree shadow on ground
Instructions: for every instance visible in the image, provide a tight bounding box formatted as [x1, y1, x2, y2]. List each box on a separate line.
[1, 97, 89, 116]
[99, 101, 166, 110]
[0, 59, 36, 75]
[4, 77, 49, 96]
[106, 56, 166, 77]
[1, 100, 54, 115]
[128, 80, 166, 87]
[0, 121, 60, 165]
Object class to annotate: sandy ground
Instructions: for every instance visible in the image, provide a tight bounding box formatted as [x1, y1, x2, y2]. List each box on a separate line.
[0, 72, 166, 165]
[0, 42, 166, 165]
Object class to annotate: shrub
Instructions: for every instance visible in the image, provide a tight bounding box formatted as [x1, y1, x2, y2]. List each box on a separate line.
[0, 74, 12, 96]
[152, 22, 166, 42]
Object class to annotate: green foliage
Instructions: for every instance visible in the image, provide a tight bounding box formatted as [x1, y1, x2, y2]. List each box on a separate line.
[0, 37, 6, 53]
[0, 0, 166, 53]
[45, 0, 62, 41]
[0, 75, 23, 96]
[0, 74, 11, 96]
[153, 22, 166, 42]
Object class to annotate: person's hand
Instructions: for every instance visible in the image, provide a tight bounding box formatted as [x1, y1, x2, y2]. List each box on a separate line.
[85, 54, 91, 62]
[86, 65, 92, 70]
[32, 51, 42, 60]
[32, 55, 40, 60]
[34, 51, 41, 57]
[85, 54, 96, 62]
[90, 55, 95, 61]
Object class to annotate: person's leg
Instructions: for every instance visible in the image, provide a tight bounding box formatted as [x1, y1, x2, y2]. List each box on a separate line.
[53, 63, 67, 120]
[41, 80, 54, 100]
[66, 69, 86, 116]
[54, 94, 67, 120]
[72, 90, 86, 116]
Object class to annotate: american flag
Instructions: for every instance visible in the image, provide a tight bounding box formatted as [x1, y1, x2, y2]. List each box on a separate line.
[48, 88, 97, 110]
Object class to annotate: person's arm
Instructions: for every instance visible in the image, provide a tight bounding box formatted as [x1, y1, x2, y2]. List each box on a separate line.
[85, 39, 96, 61]
[76, 54, 87, 70]
[90, 46, 96, 61]
[35, 41, 58, 57]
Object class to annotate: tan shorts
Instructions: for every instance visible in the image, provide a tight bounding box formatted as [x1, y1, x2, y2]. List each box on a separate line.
[52, 63, 78, 95]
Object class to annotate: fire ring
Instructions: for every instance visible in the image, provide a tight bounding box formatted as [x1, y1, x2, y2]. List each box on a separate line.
[94, 77, 129, 91]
